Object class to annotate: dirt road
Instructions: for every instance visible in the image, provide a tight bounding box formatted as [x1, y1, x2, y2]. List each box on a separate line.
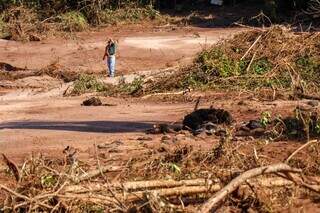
[0, 26, 246, 161]
[0, 26, 308, 163]
[0, 26, 241, 74]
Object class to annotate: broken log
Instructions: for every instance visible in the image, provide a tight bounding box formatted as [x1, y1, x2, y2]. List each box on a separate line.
[200, 163, 301, 213]
[73, 166, 123, 183]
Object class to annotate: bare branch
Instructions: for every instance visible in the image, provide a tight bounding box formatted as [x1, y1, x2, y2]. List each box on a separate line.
[200, 163, 301, 213]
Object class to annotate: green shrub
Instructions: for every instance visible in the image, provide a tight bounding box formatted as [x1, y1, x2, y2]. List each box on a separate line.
[1, 6, 41, 41]
[118, 77, 144, 96]
[196, 48, 244, 78]
[0, 14, 9, 39]
[59, 11, 88, 32]
[252, 58, 272, 75]
[295, 55, 320, 88]
[100, 5, 160, 25]
[72, 74, 106, 95]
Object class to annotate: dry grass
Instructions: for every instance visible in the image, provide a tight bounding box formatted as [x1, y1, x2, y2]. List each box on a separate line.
[0, 6, 54, 41]
[1, 127, 319, 212]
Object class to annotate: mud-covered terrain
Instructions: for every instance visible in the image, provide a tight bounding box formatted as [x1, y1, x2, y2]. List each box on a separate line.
[0, 25, 320, 212]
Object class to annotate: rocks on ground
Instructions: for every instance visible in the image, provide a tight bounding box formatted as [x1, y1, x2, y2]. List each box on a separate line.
[82, 97, 102, 106]
[0, 62, 25, 72]
[183, 108, 233, 131]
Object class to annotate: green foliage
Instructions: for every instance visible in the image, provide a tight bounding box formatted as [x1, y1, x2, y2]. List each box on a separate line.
[100, 5, 160, 25]
[0, 14, 9, 39]
[296, 55, 319, 72]
[315, 121, 320, 134]
[145, 26, 320, 95]
[169, 163, 181, 174]
[72, 74, 106, 95]
[197, 48, 233, 77]
[40, 174, 56, 188]
[0, 1, 163, 33]
[160, 162, 182, 175]
[195, 49, 272, 80]
[59, 11, 88, 32]
[118, 77, 144, 95]
[80, 204, 105, 213]
[260, 111, 271, 127]
[294, 55, 320, 94]
[252, 58, 272, 75]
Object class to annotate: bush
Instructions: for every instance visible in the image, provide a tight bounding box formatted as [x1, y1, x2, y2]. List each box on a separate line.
[119, 77, 144, 95]
[144, 26, 320, 94]
[1, 6, 41, 41]
[100, 5, 160, 25]
[71, 74, 106, 95]
[0, 14, 9, 39]
[59, 11, 88, 32]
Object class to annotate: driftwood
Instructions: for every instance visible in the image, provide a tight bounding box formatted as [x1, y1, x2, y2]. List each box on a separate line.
[64, 176, 315, 194]
[200, 163, 301, 213]
[64, 179, 212, 193]
[73, 166, 123, 183]
[2, 173, 320, 210]
[57, 175, 320, 211]
[62, 185, 222, 204]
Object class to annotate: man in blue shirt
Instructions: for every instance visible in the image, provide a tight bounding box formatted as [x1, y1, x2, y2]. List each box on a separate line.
[103, 38, 117, 77]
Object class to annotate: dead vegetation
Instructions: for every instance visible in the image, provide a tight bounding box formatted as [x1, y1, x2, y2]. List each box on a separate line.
[1, 99, 320, 212]
[0, 62, 79, 83]
[0, 4, 169, 41]
[142, 26, 320, 99]
[1, 15, 320, 212]
[1, 129, 319, 212]
[0, 6, 53, 41]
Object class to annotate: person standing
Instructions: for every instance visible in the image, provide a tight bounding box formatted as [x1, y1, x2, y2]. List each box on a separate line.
[103, 38, 117, 77]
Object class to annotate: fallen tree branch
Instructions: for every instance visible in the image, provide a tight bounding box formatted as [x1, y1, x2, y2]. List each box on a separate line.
[64, 179, 210, 193]
[123, 178, 208, 191]
[285, 140, 318, 163]
[0, 184, 52, 209]
[246, 51, 257, 73]
[62, 185, 222, 204]
[73, 166, 123, 183]
[280, 172, 320, 194]
[200, 163, 301, 213]
[241, 35, 262, 60]
[64, 175, 320, 195]
[233, 23, 265, 31]
[297, 93, 320, 101]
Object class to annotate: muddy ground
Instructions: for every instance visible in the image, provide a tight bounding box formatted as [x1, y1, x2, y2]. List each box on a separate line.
[0, 26, 241, 74]
[0, 25, 320, 212]
[0, 25, 244, 161]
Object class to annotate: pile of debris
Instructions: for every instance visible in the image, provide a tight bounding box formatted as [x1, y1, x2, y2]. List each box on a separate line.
[0, 133, 319, 212]
[0, 61, 78, 83]
[146, 97, 320, 142]
[143, 26, 320, 97]
[0, 99, 319, 211]
[1, 6, 44, 41]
